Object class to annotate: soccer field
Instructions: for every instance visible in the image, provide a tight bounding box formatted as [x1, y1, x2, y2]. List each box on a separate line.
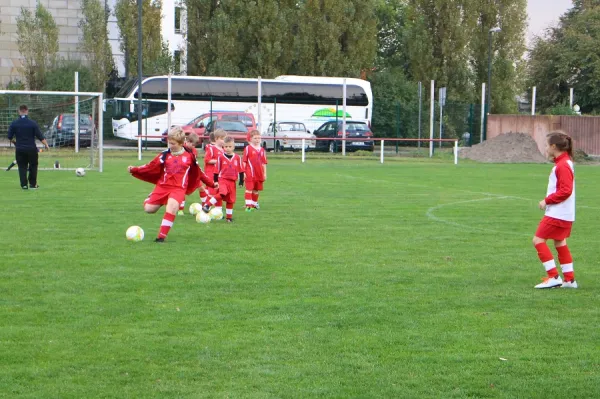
[1, 153, 599, 398]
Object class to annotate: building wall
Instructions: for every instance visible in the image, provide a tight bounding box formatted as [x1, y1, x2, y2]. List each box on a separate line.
[0, 0, 86, 87]
[0, 0, 186, 88]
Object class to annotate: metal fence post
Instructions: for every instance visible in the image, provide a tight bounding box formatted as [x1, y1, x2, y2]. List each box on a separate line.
[395, 102, 400, 154]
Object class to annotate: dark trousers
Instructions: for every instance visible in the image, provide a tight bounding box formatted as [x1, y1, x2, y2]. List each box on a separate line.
[15, 149, 38, 187]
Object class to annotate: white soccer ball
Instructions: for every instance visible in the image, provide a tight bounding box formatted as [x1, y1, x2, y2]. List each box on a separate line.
[189, 202, 203, 216]
[209, 207, 224, 220]
[126, 225, 144, 242]
[75, 167, 86, 177]
[196, 211, 211, 224]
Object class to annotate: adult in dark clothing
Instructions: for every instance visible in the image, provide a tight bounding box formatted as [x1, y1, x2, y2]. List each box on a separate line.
[7, 105, 49, 189]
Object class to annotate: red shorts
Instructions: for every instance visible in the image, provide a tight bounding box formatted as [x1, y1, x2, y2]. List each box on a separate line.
[218, 179, 237, 204]
[535, 216, 573, 240]
[245, 179, 264, 191]
[144, 186, 186, 206]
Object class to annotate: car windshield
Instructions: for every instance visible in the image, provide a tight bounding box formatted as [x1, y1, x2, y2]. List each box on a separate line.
[215, 121, 246, 132]
[279, 123, 306, 131]
[62, 115, 92, 126]
[345, 122, 369, 132]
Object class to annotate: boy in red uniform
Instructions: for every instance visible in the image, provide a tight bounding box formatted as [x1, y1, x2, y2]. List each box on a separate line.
[242, 130, 268, 211]
[214, 136, 244, 223]
[203, 129, 227, 212]
[178, 132, 210, 215]
[128, 127, 216, 242]
[533, 131, 577, 288]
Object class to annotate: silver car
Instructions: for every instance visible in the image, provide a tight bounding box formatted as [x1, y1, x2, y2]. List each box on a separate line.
[262, 122, 316, 151]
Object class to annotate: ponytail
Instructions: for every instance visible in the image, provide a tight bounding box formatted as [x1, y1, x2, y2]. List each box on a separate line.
[547, 131, 573, 158]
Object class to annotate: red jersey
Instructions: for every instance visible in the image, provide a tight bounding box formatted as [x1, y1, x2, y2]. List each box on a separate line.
[130, 148, 208, 195]
[216, 153, 244, 181]
[204, 144, 223, 176]
[243, 144, 267, 181]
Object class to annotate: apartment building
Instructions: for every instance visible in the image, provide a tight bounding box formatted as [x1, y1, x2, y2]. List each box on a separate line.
[0, 0, 186, 87]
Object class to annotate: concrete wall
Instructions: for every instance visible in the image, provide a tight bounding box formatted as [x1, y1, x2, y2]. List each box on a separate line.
[488, 114, 600, 156]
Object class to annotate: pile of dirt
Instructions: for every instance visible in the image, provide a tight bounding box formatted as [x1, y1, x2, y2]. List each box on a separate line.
[459, 132, 547, 163]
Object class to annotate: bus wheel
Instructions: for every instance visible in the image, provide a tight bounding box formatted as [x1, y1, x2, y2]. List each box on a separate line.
[262, 141, 267, 149]
[275, 141, 281, 152]
[328, 141, 336, 153]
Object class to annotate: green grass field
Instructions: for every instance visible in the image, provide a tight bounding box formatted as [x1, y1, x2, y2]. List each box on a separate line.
[1, 151, 599, 398]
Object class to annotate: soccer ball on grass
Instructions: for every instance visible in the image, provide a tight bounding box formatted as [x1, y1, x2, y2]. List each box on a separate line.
[209, 207, 224, 220]
[126, 225, 144, 241]
[75, 167, 86, 177]
[196, 211, 211, 224]
[189, 202, 203, 215]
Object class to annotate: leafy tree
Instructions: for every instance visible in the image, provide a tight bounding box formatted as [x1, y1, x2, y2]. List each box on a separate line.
[528, 1, 600, 113]
[115, 0, 173, 76]
[79, 0, 115, 92]
[43, 61, 96, 92]
[15, 3, 59, 90]
[185, 0, 377, 78]
[469, 0, 527, 113]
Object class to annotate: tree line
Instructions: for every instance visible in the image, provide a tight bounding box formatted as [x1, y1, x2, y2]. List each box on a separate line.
[9, 0, 598, 133]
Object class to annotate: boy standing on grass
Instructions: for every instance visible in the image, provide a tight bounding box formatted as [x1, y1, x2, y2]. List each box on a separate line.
[203, 129, 227, 212]
[533, 131, 577, 289]
[242, 130, 267, 211]
[214, 136, 244, 223]
[128, 127, 216, 243]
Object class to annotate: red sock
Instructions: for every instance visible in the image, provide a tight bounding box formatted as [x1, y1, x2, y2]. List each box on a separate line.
[244, 191, 252, 207]
[158, 212, 176, 239]
[252, 193, 259, 207]
[200, 189, 207, 203]
[226, 202, 234, 219]
[535, 242, 558, 278]
[179, 200, 185, 211]
[557, 245, 575, 281]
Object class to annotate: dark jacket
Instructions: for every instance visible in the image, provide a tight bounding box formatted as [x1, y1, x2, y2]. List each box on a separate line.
[8, 115, 45, 151]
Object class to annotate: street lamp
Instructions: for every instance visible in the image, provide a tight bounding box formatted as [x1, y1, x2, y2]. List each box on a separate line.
[486, 27, 501, 115]
[484, 26, 501, 141]
[137, 0, 143, 138]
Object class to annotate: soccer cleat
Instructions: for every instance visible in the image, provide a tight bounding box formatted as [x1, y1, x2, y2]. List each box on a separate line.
[202, 204, 211, 214]
[226, 218, 233, 223]
[21, 185, 28, 190]
[245, 207, 253, 212]
[534, 276, 563, 289]
[561, 280, 578, 288]
[29, 185, 39, 189]
[177, 210, 184, 216]
[154, 238, 165, 243]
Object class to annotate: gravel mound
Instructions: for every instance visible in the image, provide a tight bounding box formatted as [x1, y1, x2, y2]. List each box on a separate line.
[459, 132, 547, 163]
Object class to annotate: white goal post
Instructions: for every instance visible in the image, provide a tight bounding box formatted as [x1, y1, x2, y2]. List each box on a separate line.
[0, 89, 104, 172]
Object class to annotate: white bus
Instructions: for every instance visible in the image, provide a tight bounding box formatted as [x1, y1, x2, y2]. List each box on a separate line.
[109, 75, 373, 142]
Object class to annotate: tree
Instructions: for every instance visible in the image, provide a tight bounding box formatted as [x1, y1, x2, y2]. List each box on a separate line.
[16, 3, 59, 90]
[527, 2, 600, 113]
[79, 0, 115, 91]
[115, 0, 173, 76]
[469, 0, 527, 113]
[185, 0, 378, 78]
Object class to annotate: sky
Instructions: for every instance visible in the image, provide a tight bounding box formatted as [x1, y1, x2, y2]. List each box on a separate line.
[526, 0, 573, 43]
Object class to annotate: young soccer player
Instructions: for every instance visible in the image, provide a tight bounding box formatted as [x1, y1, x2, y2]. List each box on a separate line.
[214, 136, 244, 222]
[203, 129, 226, 211]
[242, 130, 267, 211]
[533, 131, 577, 289]
[177, 132, 210, 215]
[128, 127, 215, 242]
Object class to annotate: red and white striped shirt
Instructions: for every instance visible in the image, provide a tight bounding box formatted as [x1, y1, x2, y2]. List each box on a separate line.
[545, 152, 575, 222]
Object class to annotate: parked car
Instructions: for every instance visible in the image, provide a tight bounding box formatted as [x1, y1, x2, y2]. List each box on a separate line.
[262, 121, 316, 151]
[46, 113, 95, 147]
[161, 111, 256, 144]
[205, 120, 249, 148]
[312, 120, 374, 152]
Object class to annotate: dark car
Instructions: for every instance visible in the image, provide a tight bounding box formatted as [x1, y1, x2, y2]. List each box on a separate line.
[313, 120, 374, 152]
[47, 114, 95, 148]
